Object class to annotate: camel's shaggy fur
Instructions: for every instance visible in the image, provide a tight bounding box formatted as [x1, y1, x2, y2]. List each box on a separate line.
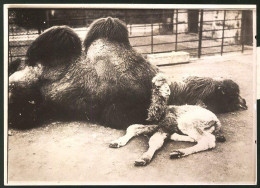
[169, 76, 247, 113]
[26, 25, 82, 67]
[8, 17, 246, 130]
[83, 17, 130, 52]
[110, 73, 226, 166]
[8, 17, 158, 129]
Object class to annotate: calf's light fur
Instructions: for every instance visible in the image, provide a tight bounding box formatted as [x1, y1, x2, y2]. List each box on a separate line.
[109, 73, 225, 166]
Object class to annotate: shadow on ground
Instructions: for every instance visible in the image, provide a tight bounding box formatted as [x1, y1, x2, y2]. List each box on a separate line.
[7, 53, 256, 185]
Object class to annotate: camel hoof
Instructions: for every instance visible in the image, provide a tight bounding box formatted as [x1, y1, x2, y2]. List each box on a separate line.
[134, 159, 148, 166]
[170, 151, 184, 159]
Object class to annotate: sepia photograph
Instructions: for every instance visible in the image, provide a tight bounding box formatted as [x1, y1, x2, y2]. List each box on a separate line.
[4, 4, 257, 185]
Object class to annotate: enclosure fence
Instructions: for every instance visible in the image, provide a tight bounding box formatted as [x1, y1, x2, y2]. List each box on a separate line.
[8, 9, 252, 63]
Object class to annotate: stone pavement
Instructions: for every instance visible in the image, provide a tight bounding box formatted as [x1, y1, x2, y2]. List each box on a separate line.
[7, 52, 256, 185]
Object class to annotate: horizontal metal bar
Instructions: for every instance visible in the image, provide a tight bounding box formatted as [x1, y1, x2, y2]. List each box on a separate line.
[201, 44, 241, 49]
[150, 42, 176, 46]
[132, 43, 154, 48]
[8, 54, 26, 57]
[174, 28, 241, 35]
[50, 13, 167, 20]
[200, 52, 223, 56]
[9, 41, 241, 49]
[9, 44, 29, 48]
[9, 50, 243, 57]
[174, 31, 196, 35]
[222, 50, 242, 53]
[202, 18, 241, 23]
[177, 47, 200, 51]
[133, 39, 212, 48]
[152, 50, 174, 54]
[201, 45, 222, 49]
[138, 43, 242, 50]
[201, 50, 241, 56]
[49, 17, 89, 21]
[201, 36, 241, 40]
[135, 19, 242, 26]
[127, 22, 187, 27]
[9, 33, 38, 36]
[129, 35, 152, 38]
[202, 28, 241, 32]
[133, 41, 176, 48]
[8, 36, 239, 44]
[127, 24, 159, 28]
[176, 39, 199, 43]
[223, 43, 241, 46]
[130, 32, 176, 38]
[142, 49, 181, 54]
[10, 26, 242, 37]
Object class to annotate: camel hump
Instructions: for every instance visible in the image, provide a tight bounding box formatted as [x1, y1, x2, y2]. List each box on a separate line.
[26, 25, 82, 66]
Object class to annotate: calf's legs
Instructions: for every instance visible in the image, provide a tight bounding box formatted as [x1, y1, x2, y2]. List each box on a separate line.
[170, 130, 216, 158]
[109, 124, 158, 148]
[135, 131, 168, 166]
[170, 133, 196, 142]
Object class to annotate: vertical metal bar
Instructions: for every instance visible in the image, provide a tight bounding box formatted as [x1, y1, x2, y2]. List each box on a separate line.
[124, 11, 127, 24]
[128, 12, 132, 35]
[8, 11, 12, 63]
[241, 10, 245, 53]
[221, 10, 226, 56]
[45, 10, 50, 28]
[9, 51, 11, 64]
[151, 17, 154, 54]
[9, 46, 12, 63]
[85, 10, 88, 26]
[172, 9, 175, 35]
[175, 9, 178, 52]
[130, 23, 132, 35]
[198, 9, 204, 58]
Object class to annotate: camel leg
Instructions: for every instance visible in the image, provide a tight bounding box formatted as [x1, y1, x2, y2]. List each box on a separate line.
[9, 64, 43, 85]
[109, 124, 158, 148]
[134, 131, 168, 166]
[170, 133, 197, 142]
[170, 130, 216, 159]
[9, 65, 43, 103]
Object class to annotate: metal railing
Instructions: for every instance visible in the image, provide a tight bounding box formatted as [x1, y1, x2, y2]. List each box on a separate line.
[8, 9, 252, 63]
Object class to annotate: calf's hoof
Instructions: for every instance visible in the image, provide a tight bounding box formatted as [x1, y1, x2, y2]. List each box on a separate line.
[134, 158, 149, 166]
[109, 142, 121, 148]
[170, 151, 184, 159]
[216, 135, 226, 142]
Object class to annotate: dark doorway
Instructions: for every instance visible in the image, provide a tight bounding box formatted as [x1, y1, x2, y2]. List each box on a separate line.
[160, 10, 174, 34]
[242, 10, 253, 46]
[188, 10, 199, 33]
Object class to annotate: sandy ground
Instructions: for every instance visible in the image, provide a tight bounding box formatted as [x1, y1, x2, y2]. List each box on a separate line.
[7, 52, 256, 185]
